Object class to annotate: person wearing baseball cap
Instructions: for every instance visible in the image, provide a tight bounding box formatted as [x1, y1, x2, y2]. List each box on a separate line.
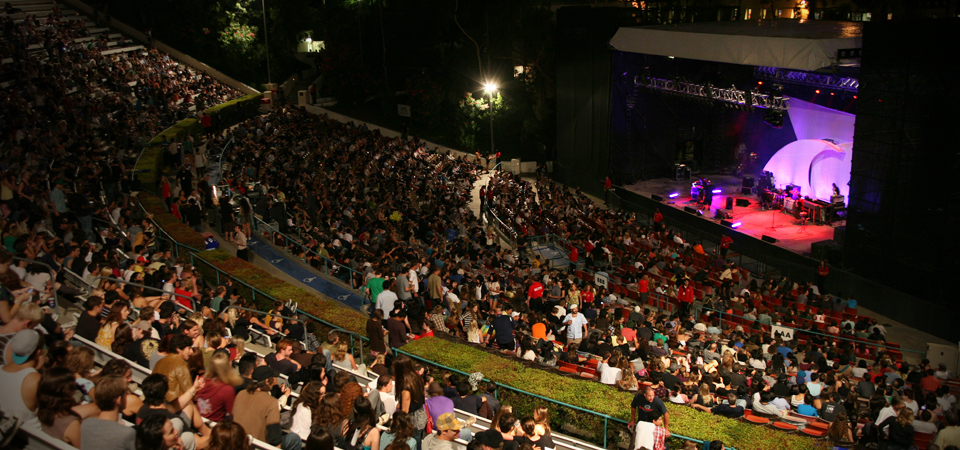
[422, 412, 462, 450]
[0, 329, 43, 430]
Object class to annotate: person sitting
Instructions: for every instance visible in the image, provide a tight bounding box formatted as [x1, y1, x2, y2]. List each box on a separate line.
[232, 366, 299, 450]
[797, 394, 819, 417]
[81, 375, 137, 449]
[710, 393, 745, 419]
[752, 391, 787, 418]
[138, 373, 209, 450]
[265, 339, 303, 377]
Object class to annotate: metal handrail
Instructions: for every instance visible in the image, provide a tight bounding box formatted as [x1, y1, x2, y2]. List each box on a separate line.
[186, 251, 368, 358]
[392, 346, 718, 450]
[250, 215, 368, 297]
[698, 306, 921, 356]
[86, 275, 196, 311]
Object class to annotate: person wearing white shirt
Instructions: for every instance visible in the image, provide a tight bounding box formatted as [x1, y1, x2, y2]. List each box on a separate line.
[408, 265, 420, 295]
[599, 358, 622, 385]
[290, 382, 325, 440]
[875, 398, 905, 437]
[376, 280, 400, 318]
[563, 304, 589, 344]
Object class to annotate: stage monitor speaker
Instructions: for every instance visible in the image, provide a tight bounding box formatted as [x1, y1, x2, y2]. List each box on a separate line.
[725, 197, 734, 210]
[651, 194, 664, 202]
[761, 235, 778, 243]
[720, 219, 734, 227]
[740, 187, 755, 196]
[834, 226, 846, 246]
[684, 206, 698, 214]
[735, 198, 750, 207]
[741, 176, 755, 188]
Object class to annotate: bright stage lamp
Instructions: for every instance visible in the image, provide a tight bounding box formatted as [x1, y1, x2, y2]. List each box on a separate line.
[668, 193, 679, 198]
[484, 83, 498, 94]
[712, 189, 721, 194]
[731, 222, 742, 228]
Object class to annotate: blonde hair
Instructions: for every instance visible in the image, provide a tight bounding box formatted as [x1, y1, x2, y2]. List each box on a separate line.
[698, 383, 713, 403]
[206, 352, 244, 387]
[334, 342, 348, 362]
[230, 336, 246, 359]
[66, 346, 96, 377]
[188, 312, 205, 330]
[897, 407, 914, 426]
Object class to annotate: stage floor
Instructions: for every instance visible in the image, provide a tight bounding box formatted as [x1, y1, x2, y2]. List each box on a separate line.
[622, 175, 843, 255]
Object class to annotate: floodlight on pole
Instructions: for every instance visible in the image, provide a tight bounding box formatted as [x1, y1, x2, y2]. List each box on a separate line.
[483, 82, 498, 158]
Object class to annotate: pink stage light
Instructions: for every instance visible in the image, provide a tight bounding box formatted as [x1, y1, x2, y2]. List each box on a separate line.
[731, 222, 742, 228]
[712, 189, 721, 194]
[668, 193, 679, 198]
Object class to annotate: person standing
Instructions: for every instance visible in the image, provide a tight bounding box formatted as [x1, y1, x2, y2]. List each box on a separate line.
[603, 176, 612, 204]
[677, 279, 695, 318]
[491, 306, 517, 351]
[628, 387, 670, 431]
[653, 208, 663, 231]
[720, 235, 733, 259]
[816, 261, 829, 292]
[563, 304, 588, 345]
[234, 225, 248, 261]
[427, 266, 443, 310]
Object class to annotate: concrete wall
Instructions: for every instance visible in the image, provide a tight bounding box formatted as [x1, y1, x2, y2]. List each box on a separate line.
[58, 0, 260, 95]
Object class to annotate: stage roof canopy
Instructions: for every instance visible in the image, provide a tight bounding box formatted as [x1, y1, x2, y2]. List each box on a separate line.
[610, 20, 863, 72]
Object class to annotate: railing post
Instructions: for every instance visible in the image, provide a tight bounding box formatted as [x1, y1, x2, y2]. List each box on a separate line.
[603, 417, 608, 449]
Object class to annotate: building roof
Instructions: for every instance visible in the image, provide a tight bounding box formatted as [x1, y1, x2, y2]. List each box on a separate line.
[610, 20, 863, 71]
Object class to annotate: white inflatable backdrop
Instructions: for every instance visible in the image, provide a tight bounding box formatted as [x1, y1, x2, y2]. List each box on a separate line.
[762, 99, 856, 202]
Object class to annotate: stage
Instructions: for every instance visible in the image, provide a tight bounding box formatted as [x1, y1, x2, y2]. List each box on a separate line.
[622, 175, 843, 255]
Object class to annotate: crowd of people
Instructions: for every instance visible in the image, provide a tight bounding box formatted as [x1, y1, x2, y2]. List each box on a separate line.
[170, 102, 960, 450]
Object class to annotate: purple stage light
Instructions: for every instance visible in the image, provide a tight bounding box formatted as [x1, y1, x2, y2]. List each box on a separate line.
[668, 193, 679, 198]
[712, 189, 721, 194]
[731, 222, 742, 228]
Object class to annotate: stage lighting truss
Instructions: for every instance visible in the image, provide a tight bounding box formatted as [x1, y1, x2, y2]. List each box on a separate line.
[754, 66, 859, 93]
[635, 76, 788, 112]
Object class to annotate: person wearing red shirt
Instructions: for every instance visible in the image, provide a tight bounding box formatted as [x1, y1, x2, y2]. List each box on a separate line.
[527, 278, 544, 312]
[568, 247, 578, 267]
[921, 369, 943, 395]
[173, 282, 194, 309]
[638, 274, 650, 306]
[816, 261, 829, 291]
[653, 209, 663, 231]
[677, 279, 695, 317]
[604, 177, 612, 204]
[720, 235, 733, 258]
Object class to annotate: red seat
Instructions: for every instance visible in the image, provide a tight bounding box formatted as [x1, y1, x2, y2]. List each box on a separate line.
[578, 367, 596, 378]
[772, 421, 798, 432]
[744, 415, 770, 425]
[914, 431, 934, 450]
[801, 427, 826, 438]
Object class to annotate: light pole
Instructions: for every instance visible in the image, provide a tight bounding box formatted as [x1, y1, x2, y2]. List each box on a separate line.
[484, 82, 497, 159]
[262, 0, 271, 84]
